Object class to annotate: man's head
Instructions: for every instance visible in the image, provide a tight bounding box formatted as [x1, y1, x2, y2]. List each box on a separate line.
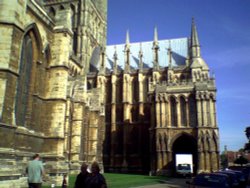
[33, 153, 40, 160]
[81, 162, 88, 173]
[91, 161, 100, 174]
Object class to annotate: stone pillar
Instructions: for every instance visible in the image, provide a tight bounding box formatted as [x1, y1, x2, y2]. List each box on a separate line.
[166, 100, 170, 128]
[138, 74, 144, 103]
[110, 75, 117, 167]
[161, 101, 166, 127]
[186, 99, 190, 127]
[122, 75, 130, 170]
[211, 99, 216, 127]
[157, 151, 162, 172]
[163, 151, 168, 168]
[207, 99, 211, 126]
[156, 100, 161, 128]
[209, 99, 213, 127]
[123, 76, 128, 103]
[70, 102, 83, 161]
[205, 152, 210, 172]
[196, 98, 202, 127]
[211, 151, 217, 172]
[176, 99, 181, 127]
[198, 151, 205, 173]
[156, 133, 163, 172]
[202, 99, 207, 126]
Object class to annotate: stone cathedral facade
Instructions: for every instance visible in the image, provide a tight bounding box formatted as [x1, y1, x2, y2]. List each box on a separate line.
[0, 0, 219, 187]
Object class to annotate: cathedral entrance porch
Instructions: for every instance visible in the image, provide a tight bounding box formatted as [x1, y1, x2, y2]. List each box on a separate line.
[172, 134, 198, 176]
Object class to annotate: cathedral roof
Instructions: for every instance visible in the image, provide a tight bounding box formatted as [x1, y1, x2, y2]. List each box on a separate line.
[105, 38, 188, 71]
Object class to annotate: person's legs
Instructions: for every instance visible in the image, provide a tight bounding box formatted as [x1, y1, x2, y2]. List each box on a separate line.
[29, 183, 42, 188]
[28, 183, 34, 188]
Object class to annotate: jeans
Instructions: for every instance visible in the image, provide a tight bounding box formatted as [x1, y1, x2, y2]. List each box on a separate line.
[28, 183, 42, 188]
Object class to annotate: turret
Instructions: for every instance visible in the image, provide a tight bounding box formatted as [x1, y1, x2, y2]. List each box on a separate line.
[189, 18, 210, 82]
[189, 18, 209, 71]
[191, 18, 200, 58]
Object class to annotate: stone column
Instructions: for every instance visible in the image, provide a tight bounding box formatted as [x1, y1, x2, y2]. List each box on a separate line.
[209, 99, 213, 127]
[157, 151, 162, 172]
[70, 102, 83, 161]
[202, 99, 207, 126]
[163, 150, 168, 169]
[110, 75, 117, 167]
[161, 100, 166, 127]
[156, 99, 161, 128]
[205, 152, 210, 172]
[156, 136, 162, 171]
[176, 99, 181, 127]
[138, 74, 144, 103]
[211, 99, 216, 127]
[122, 75, 130, 170]
[207, 99, 211, 126]
[186, 98, 190, 127]
[166, 100, 171, 128]
[211, 151, 218, 172]
[196, 98, 202, 127]
[198, 151, 205, 173]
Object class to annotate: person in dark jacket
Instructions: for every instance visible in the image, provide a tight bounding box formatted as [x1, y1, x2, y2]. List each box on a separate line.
[85, 162, 107, 188]
[62, 174, 67, 188]
[74, 163, 89, 188]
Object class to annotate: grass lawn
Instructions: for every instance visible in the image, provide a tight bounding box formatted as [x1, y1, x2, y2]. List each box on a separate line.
[42, 173, 168, 188]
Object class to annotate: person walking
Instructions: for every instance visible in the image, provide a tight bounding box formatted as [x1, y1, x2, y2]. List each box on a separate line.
[62, 174, 68, 188]
[26, 153, 45, 188]
[85, 161, 107, 188]
[74, 163, 90, 188]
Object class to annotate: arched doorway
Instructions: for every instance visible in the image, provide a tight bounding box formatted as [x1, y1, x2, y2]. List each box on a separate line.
[172, 134, 198, 175]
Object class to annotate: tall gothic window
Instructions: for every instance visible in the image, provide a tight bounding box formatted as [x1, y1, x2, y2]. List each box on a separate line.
[105, 81, 111, 103]
[170, 97, 177, 127]
[71, 5, 77, 55]
[189, 94, 197, 127]
[133, 78, 138, 103]
[15, 35, 33, 126]
[180, 97, 187, 126]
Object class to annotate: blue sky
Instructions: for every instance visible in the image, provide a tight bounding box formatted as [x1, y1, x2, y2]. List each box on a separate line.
[107, 0, 250, 151]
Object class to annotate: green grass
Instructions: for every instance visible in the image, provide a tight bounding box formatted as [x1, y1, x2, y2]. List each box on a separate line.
[104, 173, 167, 188]
[42, 173, 168, 188]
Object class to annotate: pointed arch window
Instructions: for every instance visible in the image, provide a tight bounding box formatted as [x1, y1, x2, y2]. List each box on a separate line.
[170, 97, 177, 127]
[71, 5, 77, 55]
[188, 94, 197, 127]
[133, 78, 138, 103]
[15, 35, 33, 126]
[180, 97, 187, 126]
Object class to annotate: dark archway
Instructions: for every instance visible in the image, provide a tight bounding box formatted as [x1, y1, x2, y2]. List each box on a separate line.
[172, 134, 198, 175]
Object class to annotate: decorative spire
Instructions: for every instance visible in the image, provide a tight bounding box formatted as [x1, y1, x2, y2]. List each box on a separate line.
[191, 18, 201, 58]
[153, 26, 159, 46]
[139, 43, 143, 71]
[152, 27, 159, 70]
[113, 46, 118, 74]
[125, 30, 130, 49]
[167, 40, 172, 68]
[124, 30, 130, 73]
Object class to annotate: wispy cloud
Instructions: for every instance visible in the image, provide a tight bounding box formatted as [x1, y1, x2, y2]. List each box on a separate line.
[218, 87, 250, 101]
[206, 46, 250, 69]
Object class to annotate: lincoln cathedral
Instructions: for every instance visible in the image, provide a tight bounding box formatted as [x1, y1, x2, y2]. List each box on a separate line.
[0, 0, 220, 187]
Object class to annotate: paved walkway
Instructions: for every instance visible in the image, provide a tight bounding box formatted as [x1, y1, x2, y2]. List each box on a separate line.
[133, 178, 191, 188]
